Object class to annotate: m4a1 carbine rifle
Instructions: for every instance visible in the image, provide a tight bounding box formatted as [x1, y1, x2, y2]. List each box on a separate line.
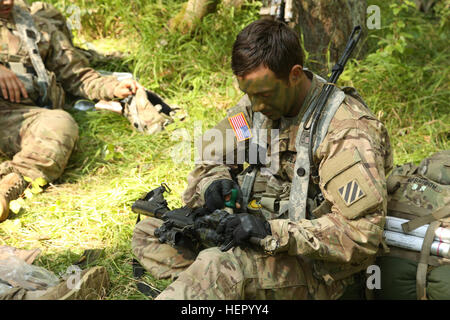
[131, 182, 171, 221]
[131, 183, 237, 251]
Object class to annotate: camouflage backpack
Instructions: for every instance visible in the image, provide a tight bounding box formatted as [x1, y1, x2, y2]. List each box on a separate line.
[375, 149, 450, 300]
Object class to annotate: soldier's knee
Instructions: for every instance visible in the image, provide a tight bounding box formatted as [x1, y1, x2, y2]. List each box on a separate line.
[196, 247, 239, 269]
[197, 247, 224, 260]
[43, 109, 79, 141]
[133, 217, 163, 239]
[131, 217, 163, 253]
[30, 109, 78, 146]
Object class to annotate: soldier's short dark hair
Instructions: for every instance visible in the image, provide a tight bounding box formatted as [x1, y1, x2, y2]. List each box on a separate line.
[231, 19, 304, 81]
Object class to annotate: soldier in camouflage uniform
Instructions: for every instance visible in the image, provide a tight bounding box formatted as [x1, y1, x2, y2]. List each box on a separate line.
[0, 0, 143, 222]
[132, 19, 393, 299]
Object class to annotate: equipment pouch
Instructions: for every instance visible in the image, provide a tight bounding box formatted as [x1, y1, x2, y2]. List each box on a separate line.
[46, 70, 65, 109]
[386, 149, 450, 227]
[259, 175, 290, 220]
[321, 147, 383, 219]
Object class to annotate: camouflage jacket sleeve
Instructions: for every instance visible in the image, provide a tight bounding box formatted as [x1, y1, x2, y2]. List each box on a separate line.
[36, 18, 121, 101]
[182, 95, 253, 208]
[265, 94, 393, 268]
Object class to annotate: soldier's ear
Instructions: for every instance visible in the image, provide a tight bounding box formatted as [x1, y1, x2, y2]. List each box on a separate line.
[289, 65, 303, 86]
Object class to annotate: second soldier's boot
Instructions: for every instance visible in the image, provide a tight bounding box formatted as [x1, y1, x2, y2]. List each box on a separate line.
[0, 172, 28, 222]
[34, 266, 110, 300]
[0, 161, 16, 180]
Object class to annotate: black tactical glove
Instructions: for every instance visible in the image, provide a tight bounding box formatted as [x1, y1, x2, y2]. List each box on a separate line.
[204, 179, 243, 212]
[156, 207, 228, 250]
[216, 213, 271, 251]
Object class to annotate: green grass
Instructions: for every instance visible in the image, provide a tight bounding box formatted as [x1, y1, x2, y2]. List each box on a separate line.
[1, 0, 448, 299]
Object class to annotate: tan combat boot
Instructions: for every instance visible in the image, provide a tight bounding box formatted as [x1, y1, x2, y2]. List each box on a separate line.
[0, 161, 16, 179]
[35, 266, 110, 300]
[0, 172, 28, 222]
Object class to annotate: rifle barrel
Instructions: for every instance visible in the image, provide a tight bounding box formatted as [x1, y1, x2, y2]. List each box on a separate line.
[307, 25, 363, 180]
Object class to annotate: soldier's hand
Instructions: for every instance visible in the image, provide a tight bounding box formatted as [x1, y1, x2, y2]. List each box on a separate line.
[113, 79, 144, 99]
[217, 214, 271, 251]
[204, 179, 242, 212]
[0, 64, 28, 103]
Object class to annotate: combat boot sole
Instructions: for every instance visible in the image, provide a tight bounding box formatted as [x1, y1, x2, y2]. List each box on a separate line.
[0, 172, 27, 222]
[0, 196, 8, 222]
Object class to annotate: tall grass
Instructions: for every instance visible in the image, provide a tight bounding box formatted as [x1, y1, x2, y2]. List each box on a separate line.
[1, 0, 448, 299]
[340, 0, 449, 163]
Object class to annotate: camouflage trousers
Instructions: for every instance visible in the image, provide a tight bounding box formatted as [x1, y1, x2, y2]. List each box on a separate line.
[0, 102, 78, 182]
[132, 217, 350, 300]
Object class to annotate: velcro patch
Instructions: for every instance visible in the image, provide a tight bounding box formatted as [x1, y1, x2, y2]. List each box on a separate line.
[338, 179, 366, 206]
[228, 112, 252, 141]
[322, 148, 383, 219]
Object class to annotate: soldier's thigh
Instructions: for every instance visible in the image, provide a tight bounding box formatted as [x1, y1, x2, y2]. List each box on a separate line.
[21, 108, 79, 143]
[132, 217, 197, 279]
[12, 108, 79, 181]
[233, 247, 310, 299]
[0, 105, 34, 157]
[157, 247, 311, 300]
[0, 106, 78, 158]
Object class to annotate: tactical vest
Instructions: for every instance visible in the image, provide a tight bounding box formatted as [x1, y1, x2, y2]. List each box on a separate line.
[376, 150, 450, 300]
[287, 80, 346, 221]
[0, 5, 65, 109]
[239, 74, 368, 223]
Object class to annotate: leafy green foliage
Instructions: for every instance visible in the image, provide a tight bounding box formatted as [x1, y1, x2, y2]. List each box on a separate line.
[341, 0, 449, 164]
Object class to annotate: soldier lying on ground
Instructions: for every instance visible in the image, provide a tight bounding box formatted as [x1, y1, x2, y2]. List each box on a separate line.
[0, 0, 149, 222]
[132, 19, 393, 299]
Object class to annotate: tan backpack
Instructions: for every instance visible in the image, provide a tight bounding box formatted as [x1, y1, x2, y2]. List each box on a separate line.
[376, 150, 450, 300]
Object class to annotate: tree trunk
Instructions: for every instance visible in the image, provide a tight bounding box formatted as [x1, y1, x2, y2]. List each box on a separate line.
[168, 0, 245, 33]
[168, 0, 219, 33]
[261, 0, 368, 77]
[414, 0, 438, 13]
[171, 0, 368, 76]
[222, 0, 246, 8]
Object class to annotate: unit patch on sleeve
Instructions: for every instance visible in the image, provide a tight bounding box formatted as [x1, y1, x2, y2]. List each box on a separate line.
[228, 112, 252, 142]
[338, 179, 366, 206]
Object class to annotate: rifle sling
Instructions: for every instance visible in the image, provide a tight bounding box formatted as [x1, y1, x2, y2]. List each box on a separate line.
[132, 259, 160, 298]
[12, 6, 51, 108]
[132, 213, 160, 297]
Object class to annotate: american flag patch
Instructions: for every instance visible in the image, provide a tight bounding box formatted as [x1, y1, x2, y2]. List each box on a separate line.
[338, 180, 365, 206]
[228, 112, 252, 142]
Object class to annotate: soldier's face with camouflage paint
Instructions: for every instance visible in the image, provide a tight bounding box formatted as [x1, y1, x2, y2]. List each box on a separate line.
[237, 64, 307, 120]
[0, 0, 14, 19]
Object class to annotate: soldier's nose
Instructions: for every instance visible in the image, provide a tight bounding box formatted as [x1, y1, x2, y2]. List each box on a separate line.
[252, 103, 265, 113]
